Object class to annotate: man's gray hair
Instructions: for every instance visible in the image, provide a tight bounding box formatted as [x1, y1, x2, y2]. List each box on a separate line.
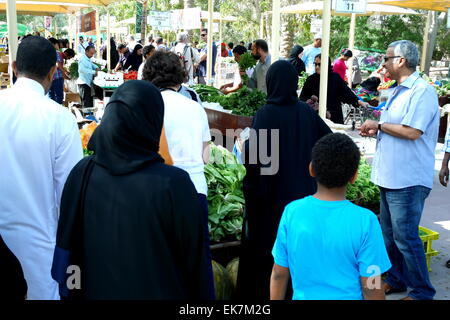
[388, 40, 419, 71]
[177, 32, 188, 43]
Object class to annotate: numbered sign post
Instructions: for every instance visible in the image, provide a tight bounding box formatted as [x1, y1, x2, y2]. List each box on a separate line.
[335, 0, 367, 14]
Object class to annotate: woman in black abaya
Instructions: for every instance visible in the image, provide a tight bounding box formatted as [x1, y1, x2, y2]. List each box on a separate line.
[288, 45, 306, 76]
[52, 80, 214, 300]
[236, 60, 332, 300]
[299, 54, 366, 124]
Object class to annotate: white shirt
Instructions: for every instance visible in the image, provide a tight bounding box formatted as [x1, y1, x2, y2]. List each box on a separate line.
[161, 90, 211, 195]
[171, 43, 200, 85]
[0, 78, 83, 299]
[137, 61, 145, 80]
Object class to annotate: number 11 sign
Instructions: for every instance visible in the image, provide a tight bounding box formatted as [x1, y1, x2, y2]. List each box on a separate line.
[335, 0, 367, 14]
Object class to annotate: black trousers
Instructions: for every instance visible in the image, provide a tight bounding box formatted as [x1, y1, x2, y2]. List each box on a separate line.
[78, 84, 93, 109]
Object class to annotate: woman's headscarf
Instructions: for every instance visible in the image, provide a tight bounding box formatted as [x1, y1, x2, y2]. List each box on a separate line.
[220, 42, 228, 57]
[288, 45, 306, 76]
[88, 80, 165, 175]
[266, 60, 299, 106]
[124, 44, 143, 70]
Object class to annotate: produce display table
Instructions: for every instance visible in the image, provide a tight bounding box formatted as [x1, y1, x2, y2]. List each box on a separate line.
[205, 107, 253, 150]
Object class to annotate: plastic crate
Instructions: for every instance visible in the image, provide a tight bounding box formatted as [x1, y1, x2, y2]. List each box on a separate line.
[419, 226, 440, 272]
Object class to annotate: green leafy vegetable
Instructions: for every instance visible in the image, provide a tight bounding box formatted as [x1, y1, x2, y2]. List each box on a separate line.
[205, 143, 246, 243]
[346, 158, 380, 213]
[69, 62, 79, 80]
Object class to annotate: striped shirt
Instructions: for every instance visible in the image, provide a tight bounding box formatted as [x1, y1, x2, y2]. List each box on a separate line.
[445, 124, 450, 153]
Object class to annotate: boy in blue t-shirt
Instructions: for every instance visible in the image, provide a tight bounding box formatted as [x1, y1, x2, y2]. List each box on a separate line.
[271, 133, 391, 300]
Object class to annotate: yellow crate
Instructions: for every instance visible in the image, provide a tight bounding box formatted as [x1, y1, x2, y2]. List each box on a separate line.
[419, 226, 440, 272]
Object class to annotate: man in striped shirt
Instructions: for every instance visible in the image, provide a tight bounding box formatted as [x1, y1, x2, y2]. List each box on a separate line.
[439, 124, 450, 187]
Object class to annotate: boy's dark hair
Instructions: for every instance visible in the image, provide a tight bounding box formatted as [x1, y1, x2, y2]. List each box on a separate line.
[64, 48, 76, 59]
[16, 36, 56, 80]
[85, 45, 95, 52]
[48, 37, 58, 46]
[228, 42, 234, 49]
[253, 39, 268, 53]
[360, 77, 381, 92]
[312, 133, 360, 188]
[142, 51, 186, 88]
[143, 45, 155, 57]
[117, 44, 126, 50]
[232, 45, 247, 56]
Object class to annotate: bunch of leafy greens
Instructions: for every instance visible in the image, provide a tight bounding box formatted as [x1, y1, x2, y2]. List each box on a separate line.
[192, 85, 266, 117]
[69, 62, 79, 80]
[205, 143, 246, 243]
[238, 52, 257, 85]
[346, 158, 380, 212]
[298, 71, 309, 89]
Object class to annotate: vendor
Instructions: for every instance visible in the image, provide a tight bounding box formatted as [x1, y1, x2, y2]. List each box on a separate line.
[77, 46, 99, 110]
[219, 45, 247, 95]
[333, 49, 353, 82]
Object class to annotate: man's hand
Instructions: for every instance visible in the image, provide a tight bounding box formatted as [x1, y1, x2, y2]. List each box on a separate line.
[440, 166, 449, 187]
[359, 120, 379, 137]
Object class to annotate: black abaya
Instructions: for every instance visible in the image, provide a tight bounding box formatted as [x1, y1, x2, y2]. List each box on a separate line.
[52, 81, 213, 300]
[299, 72, 359, 124]
[288, 45, 306, 76]
[236, 61, 332, 300]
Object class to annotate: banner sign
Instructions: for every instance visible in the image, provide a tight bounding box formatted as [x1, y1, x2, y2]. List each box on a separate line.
[148, 11, 172, 31]
[80, 11, 96, 33]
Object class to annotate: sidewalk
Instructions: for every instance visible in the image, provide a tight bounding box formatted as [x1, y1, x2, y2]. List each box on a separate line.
[346, 129, 450, 300]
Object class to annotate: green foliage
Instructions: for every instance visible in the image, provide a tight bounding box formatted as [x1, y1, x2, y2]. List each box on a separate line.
[238, 52, 257, 71]
[346, 158, 380, 210]
[69, 62, 79, 80]
[298, 71, 308, 89]
[205, 144, 246, 242]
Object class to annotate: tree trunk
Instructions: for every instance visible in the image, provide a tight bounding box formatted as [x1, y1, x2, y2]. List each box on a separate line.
[279, 0, 296, 58]
[424, 11, 446, 75]
[141, 1, 148, 43]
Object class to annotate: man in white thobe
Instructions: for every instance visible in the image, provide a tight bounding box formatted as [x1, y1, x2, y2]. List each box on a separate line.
[0, 36, 83, 300]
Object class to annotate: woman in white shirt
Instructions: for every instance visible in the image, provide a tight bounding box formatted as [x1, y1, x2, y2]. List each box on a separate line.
[137, 45, 155, 80]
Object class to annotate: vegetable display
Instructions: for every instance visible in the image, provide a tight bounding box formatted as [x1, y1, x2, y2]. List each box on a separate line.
[377, 80, 396, 90]
[346, 158, 380, 213]
[205, 144, 246, 243]
[192, 84, 266, 117]
[80, 121, 97, 157]
[123, 71, 138, 81]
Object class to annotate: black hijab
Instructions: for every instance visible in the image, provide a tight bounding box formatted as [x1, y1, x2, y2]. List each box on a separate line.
[288, 45, 306, 76]
[124, 44, 143, 71]
[88, 80, 164, 175]
[266, 60, 299, 106]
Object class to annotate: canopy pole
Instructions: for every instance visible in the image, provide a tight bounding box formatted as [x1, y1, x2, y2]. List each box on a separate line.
[218, 13, 223, 88]
[75, 12, 79, 55]
[6, 0, 18, 86]
[96, 10, 101, 59]
[347, 13, 356, 88]
[420, 11, 432, 73]
[319, 0, 331, 120]
[271, 0, 281, 63]
[206, 0, 213, 85]
[107, 7, 111, 72]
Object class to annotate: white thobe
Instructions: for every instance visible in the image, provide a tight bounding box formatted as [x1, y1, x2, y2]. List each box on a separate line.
[0, 78, 83, 300]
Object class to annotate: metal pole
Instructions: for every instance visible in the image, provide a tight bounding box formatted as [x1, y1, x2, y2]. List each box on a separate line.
[6, 0, 18, 86]
[96, 10, 101, 59]
[107, 7, 111, 72]
[348, 13, 356, 88]
[319, 0, 331, 120]
[206, 0, 213, 85]
[271, 0, 281, 64]
[75, 12, 79, 55]
[420, 11, 432, 73]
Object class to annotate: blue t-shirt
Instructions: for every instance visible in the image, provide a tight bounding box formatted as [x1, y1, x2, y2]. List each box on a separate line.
[272, 196, 391, 300]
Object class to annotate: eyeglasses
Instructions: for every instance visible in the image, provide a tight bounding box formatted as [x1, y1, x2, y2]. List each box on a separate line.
[383, 56, 402, 63]
[314, 63, 321, 67]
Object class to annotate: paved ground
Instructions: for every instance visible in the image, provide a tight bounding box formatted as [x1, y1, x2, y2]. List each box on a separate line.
[344, 129, 450, 300]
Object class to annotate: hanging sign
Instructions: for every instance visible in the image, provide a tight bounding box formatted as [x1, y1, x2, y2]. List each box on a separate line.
[80, 11, 96, 33]
[148, 11, 172, 30]
[335, 0, 367, 14]
[310, 19, 323, 34]
[44, 16, 52, 29]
